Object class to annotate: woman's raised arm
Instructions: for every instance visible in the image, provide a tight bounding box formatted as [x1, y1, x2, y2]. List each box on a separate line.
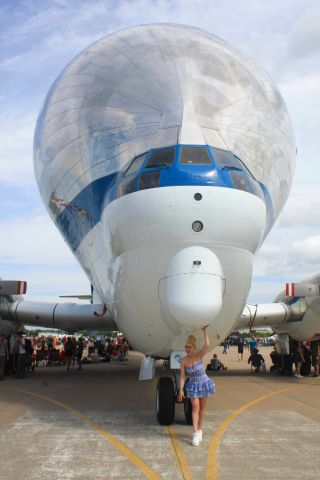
[198, 325, 210, 358]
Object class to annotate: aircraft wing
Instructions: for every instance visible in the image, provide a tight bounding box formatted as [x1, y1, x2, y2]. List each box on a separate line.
[0, 280, 117, 333]
[0, 299, 117, 332]
[59, 295, 93, 301]
[234, 281, 320, 340]
[235, 302, 293, 331]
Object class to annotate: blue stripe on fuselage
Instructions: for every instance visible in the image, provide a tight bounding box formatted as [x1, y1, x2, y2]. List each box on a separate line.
[51, 145, 273, 251]
[53, 173, 118, 252]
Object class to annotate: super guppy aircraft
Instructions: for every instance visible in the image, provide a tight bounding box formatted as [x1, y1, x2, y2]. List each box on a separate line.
[1, 24, 320, 424]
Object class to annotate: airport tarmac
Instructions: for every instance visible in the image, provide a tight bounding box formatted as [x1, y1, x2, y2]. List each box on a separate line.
[0, 346, 320, 480]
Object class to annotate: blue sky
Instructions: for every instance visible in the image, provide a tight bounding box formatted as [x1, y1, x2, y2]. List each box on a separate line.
[1, 0, 320, 304]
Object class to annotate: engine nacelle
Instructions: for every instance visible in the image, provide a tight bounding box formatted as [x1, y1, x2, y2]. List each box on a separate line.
[276, 297, 320, 341]
[0, 300, 117, 332]
[236, 282, 320, 342]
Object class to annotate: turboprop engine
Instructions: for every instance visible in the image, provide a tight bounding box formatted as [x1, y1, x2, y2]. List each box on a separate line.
[236, 280, 320, 341]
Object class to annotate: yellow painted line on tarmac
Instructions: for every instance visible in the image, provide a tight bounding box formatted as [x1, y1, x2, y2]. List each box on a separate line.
[9, 387, 161, 480]
[206, 381, 318, 480]
[167, 425, 193, 480]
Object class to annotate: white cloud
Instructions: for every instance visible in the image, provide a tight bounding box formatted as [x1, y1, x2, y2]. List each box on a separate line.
[292, 235, 320, 263]
[0, 212, 77, 266]
[277, 185, 320, 229]
[253, 232, 320, 280]
[0, 210, 89, 301]
[248, 280, 286, 304]
[281, 74, 320, 100]
[0, 112, 36, 187]
[258, 245, 283, 259]
[2, 261, 90, 303]
[286, 5, 320, 64]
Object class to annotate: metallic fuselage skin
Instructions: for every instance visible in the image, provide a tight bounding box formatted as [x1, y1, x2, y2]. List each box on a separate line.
[33, 24, 295, 356]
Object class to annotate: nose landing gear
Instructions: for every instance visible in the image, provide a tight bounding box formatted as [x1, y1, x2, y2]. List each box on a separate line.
[156, 376, 175, 425]
[183, 391, 192, 425]
[156, 374, 193, 425]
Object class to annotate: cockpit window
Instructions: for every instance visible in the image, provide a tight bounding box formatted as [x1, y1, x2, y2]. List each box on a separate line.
[125, 153, 147, 176]
[138, 171, 161, 190]
[180, 147, 212, 165]
[230, 172, 251, 193]
[118, 176, 136, 197]
[210, 147, 243, 171]
[145, 147, 175, 168]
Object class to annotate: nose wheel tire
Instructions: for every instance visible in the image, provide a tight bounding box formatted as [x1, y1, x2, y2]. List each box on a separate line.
[184, 397, 192, 425]
[156, 376, 175, 425]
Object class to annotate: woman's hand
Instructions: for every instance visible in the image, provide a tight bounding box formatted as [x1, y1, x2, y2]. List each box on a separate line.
[177, 389, 185, 402]
[200, 325, 210, 352]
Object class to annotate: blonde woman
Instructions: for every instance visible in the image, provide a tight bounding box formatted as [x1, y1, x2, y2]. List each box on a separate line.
[178, 326, 215, 446]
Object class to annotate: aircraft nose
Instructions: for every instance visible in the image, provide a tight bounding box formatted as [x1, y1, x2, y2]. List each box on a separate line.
[159, 247, 225, 328]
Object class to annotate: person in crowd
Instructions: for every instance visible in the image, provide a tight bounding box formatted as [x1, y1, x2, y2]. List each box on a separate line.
[116, 347, 126, 362]
[292, 341, 305, 378]
[31, 336, 37, 348]
[25, 337, 34, 372]
[46, 335, 53, 352]
[60, 347, 66, 366]
[64, 337, 74, 371]
[97, 339, 106, 356]
[106, 341, 113, 362]
[207, 353, 227, 371]
[222, 340, 228, 354]
[90, 351, 98, 363]
[71, 337, 78, 368]
[238, 338, 244, 361]
[110, 346, 120, 361]
[248, 348, 265, 372]
[16, 332, 27, 378]
[0, 333, 9, 380]
[301, 343, 311, 376]
[10, 333, 19, 375]
[178, 326, 215, 447]
[88, 337, 95, 357]
[122, 340, 129, 358]
[310, 339, 320, 377]
[249, 337, 258, 354]
[76, 338, 84, 370]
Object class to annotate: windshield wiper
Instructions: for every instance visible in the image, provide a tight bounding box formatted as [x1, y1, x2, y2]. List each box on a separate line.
[222, 166, 242, 171]
[145, 163, 170, 168]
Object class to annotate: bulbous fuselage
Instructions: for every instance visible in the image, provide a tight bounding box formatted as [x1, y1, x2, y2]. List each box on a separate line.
[34, 24, 295, 356]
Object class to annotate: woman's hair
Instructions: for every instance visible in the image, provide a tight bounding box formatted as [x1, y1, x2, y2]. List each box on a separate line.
[186, 334, 197, 349]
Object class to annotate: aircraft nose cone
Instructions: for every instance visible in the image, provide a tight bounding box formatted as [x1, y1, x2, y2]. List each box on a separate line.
[160, 247, 225, 328]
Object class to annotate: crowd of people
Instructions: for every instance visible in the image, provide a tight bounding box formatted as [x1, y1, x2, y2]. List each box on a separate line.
[284, 339, 320, 378]
[211, 336, 320, 378]
[0, 332, 131, 380]
[1, 330, 319, 382]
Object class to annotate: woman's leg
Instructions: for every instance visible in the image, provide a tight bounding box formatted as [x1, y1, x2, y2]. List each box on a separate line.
[191, 398, 200, 433]
[198, 397, 208, 430]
